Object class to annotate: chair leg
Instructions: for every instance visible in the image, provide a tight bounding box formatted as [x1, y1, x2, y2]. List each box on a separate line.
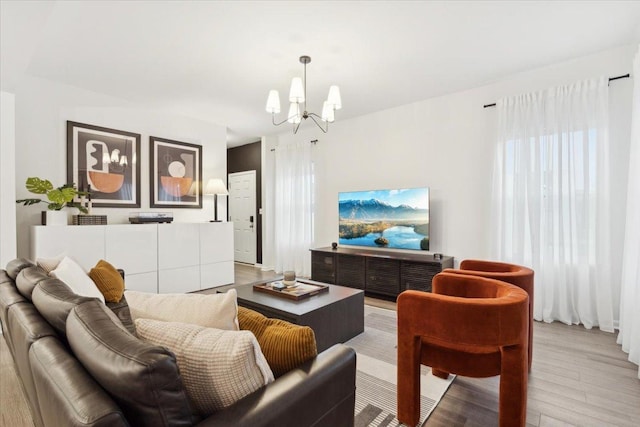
[431, 368, 449, 379]
[499, 344, 528, 427]
[397, 334, 421, 427]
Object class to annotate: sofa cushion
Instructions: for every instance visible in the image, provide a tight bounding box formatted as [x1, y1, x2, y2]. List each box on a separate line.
[238, 306, 318, 377]
[51, 257, 105, 304]
[135, 318, 274, 415]
[66, 300, 196, 427]
[0, 270, 27, 338]
[16, 266, 49, 301]
[32, 278, 94, 337]
[6, 302, 58, 427]
[105, 294, 135, 334]
[5, 258, 35, 280]
[30, 336, 128, 427]
[125, 289, 239, 331]
[89, 260, 125, 303]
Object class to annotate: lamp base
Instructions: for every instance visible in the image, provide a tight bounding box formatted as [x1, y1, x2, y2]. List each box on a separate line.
[209, 220, 222, 222]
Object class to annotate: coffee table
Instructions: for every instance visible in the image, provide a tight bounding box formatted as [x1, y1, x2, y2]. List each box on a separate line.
[231, 279, 364, 352]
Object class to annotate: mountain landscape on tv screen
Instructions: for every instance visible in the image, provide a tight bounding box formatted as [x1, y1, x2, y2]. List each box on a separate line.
[339, 199, 427, 221]
[339, 197, 429, 250]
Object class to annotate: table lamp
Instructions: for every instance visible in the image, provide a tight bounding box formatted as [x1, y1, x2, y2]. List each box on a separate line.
[204, 178, 229, 222]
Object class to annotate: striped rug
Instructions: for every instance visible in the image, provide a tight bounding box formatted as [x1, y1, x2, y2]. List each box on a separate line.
[345, 305, 454, 427]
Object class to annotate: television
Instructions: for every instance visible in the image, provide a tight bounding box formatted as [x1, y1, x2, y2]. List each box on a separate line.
[338, 187, 430, 251]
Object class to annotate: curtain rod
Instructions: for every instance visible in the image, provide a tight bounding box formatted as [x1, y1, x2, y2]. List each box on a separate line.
[270, 139, 317, 152]
[482, 73, 631, 108]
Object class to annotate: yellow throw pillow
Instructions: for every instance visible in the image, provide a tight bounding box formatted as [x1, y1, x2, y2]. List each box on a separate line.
[89, 260, 125, 303]
[237, 306, 317, 377]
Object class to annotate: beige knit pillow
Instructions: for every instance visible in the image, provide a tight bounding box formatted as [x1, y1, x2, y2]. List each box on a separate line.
[37, 253, 66, 273]
[125, 289, 239, 331]
[135, 318, 274, 415]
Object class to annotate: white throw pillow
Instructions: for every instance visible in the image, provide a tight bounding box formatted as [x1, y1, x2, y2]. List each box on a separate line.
[124, 289, 239, 331]
[37, 252, 66, 274]
[50, 256, 105, 303]
[135, 318, 274, 415]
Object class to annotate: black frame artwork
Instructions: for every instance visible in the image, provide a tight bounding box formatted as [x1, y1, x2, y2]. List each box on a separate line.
[67, 121, 141, 208]
[150, 136, 203, 208]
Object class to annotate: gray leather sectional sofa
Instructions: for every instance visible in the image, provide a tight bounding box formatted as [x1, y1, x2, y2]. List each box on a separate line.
[0, 258, 356, 427]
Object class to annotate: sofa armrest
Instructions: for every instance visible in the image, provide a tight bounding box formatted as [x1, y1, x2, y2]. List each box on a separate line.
[195, 344, 356, 427]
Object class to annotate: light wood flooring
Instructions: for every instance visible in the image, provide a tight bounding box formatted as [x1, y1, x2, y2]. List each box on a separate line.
[1, 263, 638, 426]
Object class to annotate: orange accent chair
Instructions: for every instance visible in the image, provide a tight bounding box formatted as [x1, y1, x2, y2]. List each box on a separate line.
[444, 259, 534, 372]
[397, 272, 529, 427]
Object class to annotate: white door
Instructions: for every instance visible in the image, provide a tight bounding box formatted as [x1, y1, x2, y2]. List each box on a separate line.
[228, 171, 256, 264]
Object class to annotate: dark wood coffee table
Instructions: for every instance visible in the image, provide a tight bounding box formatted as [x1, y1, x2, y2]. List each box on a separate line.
[231, 279, 364, 352]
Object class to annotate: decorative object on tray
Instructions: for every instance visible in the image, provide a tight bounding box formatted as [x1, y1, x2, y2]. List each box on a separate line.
[150, 136, 202, 209]
[253, 280, 329, 300]
[16, 177, 90, 226]
[283, 271, 296, 286]
[73, 215, 107, 225]
[67, 121, 141, 208]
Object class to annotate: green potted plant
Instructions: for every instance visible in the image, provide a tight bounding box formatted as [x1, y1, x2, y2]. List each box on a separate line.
[16, 177, 89, 225]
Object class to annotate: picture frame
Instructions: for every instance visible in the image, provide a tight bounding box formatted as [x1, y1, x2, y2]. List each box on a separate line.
[67, 121, 141, 208]
[150, 136, 203, 208]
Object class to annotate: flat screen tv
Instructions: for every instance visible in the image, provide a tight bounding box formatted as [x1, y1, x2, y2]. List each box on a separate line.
[338, 187, 429, 251]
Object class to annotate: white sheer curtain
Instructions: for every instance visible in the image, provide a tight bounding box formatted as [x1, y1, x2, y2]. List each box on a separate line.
[273, 141, 314, 277]
[492, 77, 614, 331]
[617, 44, 640, 377]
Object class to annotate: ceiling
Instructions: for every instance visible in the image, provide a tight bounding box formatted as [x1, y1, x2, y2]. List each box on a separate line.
[2, 1, 639, 147]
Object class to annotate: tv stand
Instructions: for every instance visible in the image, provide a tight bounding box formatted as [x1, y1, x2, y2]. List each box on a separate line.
[310, 247, 453, 299]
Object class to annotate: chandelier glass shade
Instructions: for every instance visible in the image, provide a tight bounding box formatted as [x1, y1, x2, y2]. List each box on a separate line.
[266, 55, 341, 133]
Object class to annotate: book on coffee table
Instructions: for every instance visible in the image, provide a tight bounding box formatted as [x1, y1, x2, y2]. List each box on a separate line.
[253, 280, 329, 300]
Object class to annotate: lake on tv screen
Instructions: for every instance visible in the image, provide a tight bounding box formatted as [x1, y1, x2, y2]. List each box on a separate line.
[339, 225, 425, 250]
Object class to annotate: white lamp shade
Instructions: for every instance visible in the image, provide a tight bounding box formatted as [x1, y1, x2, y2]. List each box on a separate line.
[321, 101, 335, 122]
[265, 90, 281, 113]
[287, 103, 301, 124]
[289, 77, 305, 103]
[204, 178, 229, 195]
[327, 85, 342, 110]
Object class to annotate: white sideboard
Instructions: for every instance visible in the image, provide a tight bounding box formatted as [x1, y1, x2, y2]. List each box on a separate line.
[30, 222, 234, 293]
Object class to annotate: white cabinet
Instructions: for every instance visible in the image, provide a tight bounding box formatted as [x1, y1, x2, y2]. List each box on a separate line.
[30, 225, 106, 271]
[199, 222, 234, 289]
[30, 223, 235, 294]
[105, 224, 158, 293]
[158, 223, 201, 293]
[158, 223, 200, 269]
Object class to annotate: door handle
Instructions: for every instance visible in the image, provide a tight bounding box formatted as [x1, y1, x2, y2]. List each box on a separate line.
[250, 216, 254, 223]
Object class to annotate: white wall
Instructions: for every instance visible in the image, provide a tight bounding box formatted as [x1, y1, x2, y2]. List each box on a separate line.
[269, 44, 635, 320]
[13, 76, 227, 259]
[1, 91, 17, 266]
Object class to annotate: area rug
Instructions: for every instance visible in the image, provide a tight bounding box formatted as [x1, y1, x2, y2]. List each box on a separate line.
[345, 305, 454, 427]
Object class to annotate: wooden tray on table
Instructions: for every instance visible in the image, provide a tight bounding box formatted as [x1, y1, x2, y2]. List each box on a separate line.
[253, 280, 329, 300]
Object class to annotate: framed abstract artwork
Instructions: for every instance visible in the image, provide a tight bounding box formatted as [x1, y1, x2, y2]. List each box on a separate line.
[150, 136, 202, 208]
[67, 121, 141, 208]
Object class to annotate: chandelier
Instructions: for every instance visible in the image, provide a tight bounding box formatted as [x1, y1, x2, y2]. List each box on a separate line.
[265, 55, 342, 134]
